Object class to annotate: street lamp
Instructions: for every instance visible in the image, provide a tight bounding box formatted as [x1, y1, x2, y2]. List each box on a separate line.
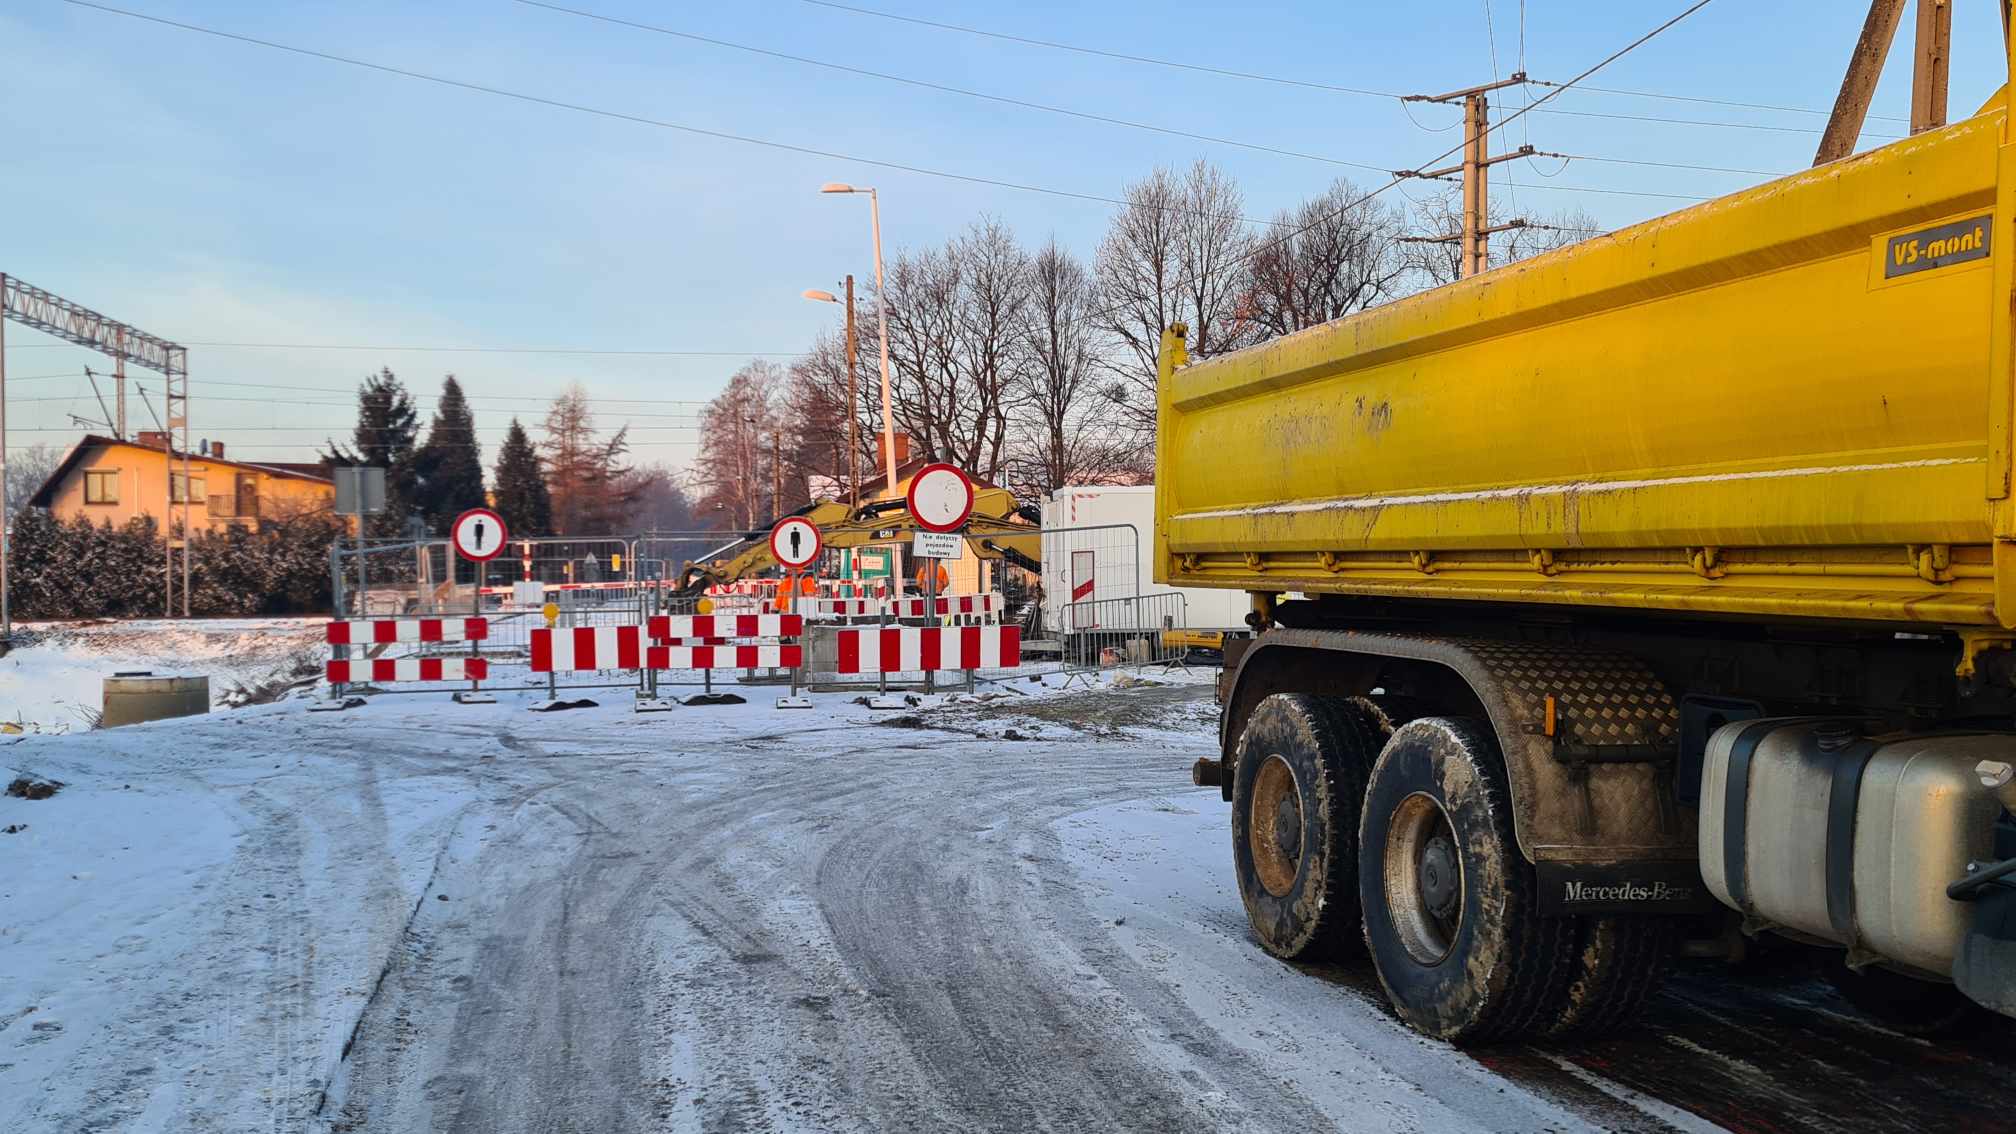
[820, 183, 900, 496]
[802, 281, 861, 509]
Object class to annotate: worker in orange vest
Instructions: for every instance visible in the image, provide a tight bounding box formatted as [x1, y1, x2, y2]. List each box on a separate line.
[914, 560, 950, 593]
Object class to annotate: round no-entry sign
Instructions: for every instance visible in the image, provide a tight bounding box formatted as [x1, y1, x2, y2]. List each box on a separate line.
[906, 463, 974, 533]
[770, 516, 823, 570]
[450, 508, 508, 561]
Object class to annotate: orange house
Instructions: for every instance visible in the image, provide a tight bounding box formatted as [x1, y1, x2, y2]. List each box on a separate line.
[28, 432, 334, 531]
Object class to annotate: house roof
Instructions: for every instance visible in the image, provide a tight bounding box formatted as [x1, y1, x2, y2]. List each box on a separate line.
[862, 452, 1001, 500]
[27, 435, 333, 508]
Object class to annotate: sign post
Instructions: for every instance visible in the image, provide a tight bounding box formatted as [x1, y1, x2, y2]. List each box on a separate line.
[447, 508, 506, 704]
[905, 465, 974, 698]
[769, 518, 822, 710]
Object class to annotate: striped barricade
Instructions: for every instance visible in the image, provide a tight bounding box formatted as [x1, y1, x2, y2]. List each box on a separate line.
[531, 626, 801, 672]
[321, 617, 495, 707]
[803, 594, 1002, 620]
[647, 614, 803, 640]
[805, 597, 878, 619]
[326, 617, 488, 645]
[327, 657, 489, 684]
[885, 594, 1002, 619]
[833, 626, 1021, 674]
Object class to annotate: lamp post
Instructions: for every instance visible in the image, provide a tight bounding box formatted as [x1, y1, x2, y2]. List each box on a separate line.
[801, 277, 860, 510]
[820, 183, 899, 496]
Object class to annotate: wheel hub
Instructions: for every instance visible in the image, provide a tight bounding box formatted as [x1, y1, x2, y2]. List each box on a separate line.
[1273, 795, 1303, 860]
[1248, 754, 1302, 898]
[1420, 835, 1459, 918]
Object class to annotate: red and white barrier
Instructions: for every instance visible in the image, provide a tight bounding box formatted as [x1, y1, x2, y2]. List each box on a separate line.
[706, 579, 782, 596]
[327, 657, 489, 684]
[531, 627, 801, 672]
[804, 594, 1002, 619]
[648, 644, 801, 669]
[326, 618, 488, 645]
[807, 597, 879, 617]
[833, 626, 1021, 674]
[479, 580, 638, 596]
[886, 594, 1002, 618]
[647, 614, 803, 639]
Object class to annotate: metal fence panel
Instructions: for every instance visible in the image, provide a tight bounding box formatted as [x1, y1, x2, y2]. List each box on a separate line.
[1056, 591, 1189, 669]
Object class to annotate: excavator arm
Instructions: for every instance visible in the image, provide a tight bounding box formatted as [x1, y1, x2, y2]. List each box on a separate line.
[672, 487, 1041, 598]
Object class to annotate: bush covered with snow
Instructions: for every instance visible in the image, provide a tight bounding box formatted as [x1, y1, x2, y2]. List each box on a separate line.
[8, 510, 345, 618]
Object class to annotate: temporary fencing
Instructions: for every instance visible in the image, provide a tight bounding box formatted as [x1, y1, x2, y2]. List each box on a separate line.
[325, 528, 1025, 708]
[327, 656, 490, 684]
[1056, 592, 1192, 672]
[530, 626, 802, 672]
[326, 617, 488, 645]
[833, 626, 1022, 674]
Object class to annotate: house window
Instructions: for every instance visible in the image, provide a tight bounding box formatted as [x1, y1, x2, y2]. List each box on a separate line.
[170, 472, 207, 504]
[84, 469, 119, 505]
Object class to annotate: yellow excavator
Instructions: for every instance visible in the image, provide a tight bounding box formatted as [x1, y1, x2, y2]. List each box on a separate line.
[671, 487, 1041, 598]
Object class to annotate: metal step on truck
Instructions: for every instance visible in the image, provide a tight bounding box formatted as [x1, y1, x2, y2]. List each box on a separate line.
[1162, 10, 2016, 1043]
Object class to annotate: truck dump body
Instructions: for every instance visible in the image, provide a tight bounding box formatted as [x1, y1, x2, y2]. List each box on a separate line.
[1156, 100, 2016, 628]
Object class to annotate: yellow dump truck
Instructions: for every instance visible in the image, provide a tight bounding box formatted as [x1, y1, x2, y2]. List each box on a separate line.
[1161, 30, 2016, 1042]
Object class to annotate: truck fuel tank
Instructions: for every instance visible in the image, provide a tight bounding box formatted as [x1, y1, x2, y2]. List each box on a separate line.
[1700, 721, 2012, 981]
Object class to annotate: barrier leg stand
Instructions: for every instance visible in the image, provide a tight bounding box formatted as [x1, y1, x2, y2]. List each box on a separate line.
[454, 567, 496, 704]
[776, 660, 812, 709]
[635, 597, 674, 713]
[685, 665, 745, 707]
[868, 603, 907, 710]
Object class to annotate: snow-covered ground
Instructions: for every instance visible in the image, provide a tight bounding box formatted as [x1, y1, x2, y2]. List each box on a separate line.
[0, 619, 327, 732]
[1, 667, 2005, 1132]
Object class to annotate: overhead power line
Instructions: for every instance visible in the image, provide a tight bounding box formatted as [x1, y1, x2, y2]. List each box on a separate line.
[1537, 79, 1910, 124]
[796, 0, 1886, 130]
[54, 0, 1239, 224]
[512, 0, 1392, 174]
[1078, 0, 1716, 327]
[59, 0, 1725, 223]
[795, 0, 1398, 97]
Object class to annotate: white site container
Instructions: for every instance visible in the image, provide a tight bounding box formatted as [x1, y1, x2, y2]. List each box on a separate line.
[1039, 485, 1251, 634]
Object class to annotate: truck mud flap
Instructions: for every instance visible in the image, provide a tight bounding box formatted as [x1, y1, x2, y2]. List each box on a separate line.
[1535, 860, 1715, 915]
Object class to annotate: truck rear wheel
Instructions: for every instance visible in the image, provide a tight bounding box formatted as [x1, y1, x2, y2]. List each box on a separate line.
[1359, 717, 1571, 1043]
[1542, 916, 1677, 1037]
[1231, 694, 1383, 961]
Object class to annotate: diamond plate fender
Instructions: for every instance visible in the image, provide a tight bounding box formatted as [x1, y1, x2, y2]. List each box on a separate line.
[1222, 628, 1693, 865]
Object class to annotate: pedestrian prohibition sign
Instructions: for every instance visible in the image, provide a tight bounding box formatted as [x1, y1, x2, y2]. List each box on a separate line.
[770, 516, 823, 570]
[450, 508, 508, 562]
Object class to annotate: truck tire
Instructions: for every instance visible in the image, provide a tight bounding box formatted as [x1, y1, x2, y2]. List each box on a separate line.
[1542, 916, 1677, 1037]
[1231, 693, 1383, 961]
[1826, 962, 1980, 1037]
[1358, 716, 1572, 1043]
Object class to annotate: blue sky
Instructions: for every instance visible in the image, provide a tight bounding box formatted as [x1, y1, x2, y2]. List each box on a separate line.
[2, 0, 2008, 471]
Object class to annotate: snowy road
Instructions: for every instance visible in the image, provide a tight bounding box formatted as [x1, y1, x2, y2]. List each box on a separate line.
[3, 678, 2012, 1132]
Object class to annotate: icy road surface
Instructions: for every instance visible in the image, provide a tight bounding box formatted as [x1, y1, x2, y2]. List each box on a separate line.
[3, 675, 2012, 1132]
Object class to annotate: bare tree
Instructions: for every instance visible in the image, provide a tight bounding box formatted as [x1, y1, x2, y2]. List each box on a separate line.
[1093, 159, 1255, 455]
[6, 442, 64, 516]
[784, 329, 870, 505]
[880, 218, 1032, 482]
[540, 382, 639, 536]
[1008, 238, 1131, 496]
[1243, 178, 1410, 338]
[1402, 189, 1604, 288]
[692, 361, 783, 529]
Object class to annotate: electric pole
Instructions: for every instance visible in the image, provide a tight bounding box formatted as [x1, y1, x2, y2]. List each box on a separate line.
[1398, 73, 1553, 277]
[843, 274, 859, 511]
[772, 432, 783, 523]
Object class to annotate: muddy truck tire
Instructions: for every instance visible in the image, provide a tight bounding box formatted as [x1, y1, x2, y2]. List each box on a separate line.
[1358, 717, 1573, 1044]
[1230, 693, 1384, 961]
[1542, 915, 1678, 1037]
